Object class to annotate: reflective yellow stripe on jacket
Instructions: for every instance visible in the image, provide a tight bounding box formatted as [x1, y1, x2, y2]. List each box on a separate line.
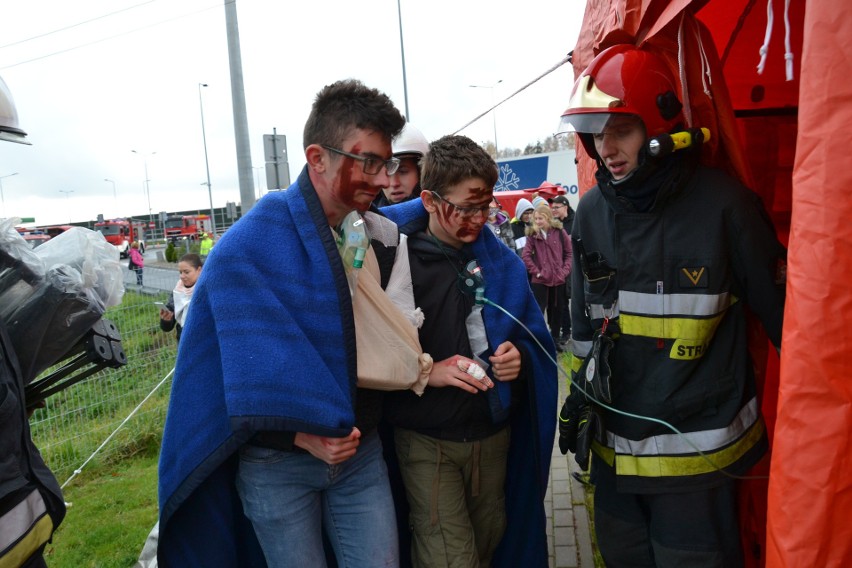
[592, 397, 764, 477]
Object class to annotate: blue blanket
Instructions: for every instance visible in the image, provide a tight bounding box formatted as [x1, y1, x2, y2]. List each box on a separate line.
[158, 168, 358, 565]
[384, 198, 558, 567]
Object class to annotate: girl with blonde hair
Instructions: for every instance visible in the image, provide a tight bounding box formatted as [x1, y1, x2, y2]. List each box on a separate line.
[522, 205, 572, 350]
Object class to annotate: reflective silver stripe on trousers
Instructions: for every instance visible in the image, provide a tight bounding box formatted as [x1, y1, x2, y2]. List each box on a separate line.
[618, 290, 731, 316]
[606, 397, 759, 456]
[0, 488, 47, 552]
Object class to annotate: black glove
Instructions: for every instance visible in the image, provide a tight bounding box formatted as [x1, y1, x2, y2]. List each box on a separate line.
[574, 405, 605, 471]
[558, 388, 586, 455]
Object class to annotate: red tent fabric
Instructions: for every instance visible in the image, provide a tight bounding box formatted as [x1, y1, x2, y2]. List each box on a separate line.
[766, 2, 852, 566]
[568, 0, 852, 565]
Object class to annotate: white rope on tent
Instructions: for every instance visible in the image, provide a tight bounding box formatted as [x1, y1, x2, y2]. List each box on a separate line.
[783, 0, 795, 81]
[453, 54, 572, 136]
[758, 0, 795, 80]
[60, 367, 175, 492]
[757, 0, 774, 74]
[677, 13, 694, 127]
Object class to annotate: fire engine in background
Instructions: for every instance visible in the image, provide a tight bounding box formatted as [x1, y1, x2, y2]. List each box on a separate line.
[94, 218, 146, 258]
[14, 227, 51, 249]
[164, 214, 212, 243]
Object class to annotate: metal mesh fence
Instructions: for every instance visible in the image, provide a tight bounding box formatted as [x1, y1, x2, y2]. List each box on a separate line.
[29, 285, 177, 483]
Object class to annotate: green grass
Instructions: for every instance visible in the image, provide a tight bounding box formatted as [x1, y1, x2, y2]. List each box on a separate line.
[45, 454, 159, 567]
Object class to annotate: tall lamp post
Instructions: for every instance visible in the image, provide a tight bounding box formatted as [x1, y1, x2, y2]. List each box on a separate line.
[104, 178, 116, 216]
[59, 189, 74, 223]
[252, 166, 263, 200]
[198, 83, 217, 238]
[131, 150, 155, 232]
[469, 79, 503, 158]
[0, 172, 18, 218]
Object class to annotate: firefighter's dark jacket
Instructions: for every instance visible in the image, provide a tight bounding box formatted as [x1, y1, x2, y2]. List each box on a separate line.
[570, 161, 786, 493]
[0, 322, 66, 566]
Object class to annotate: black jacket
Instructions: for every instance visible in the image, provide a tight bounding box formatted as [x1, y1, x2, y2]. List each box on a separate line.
[571, 162, 785, 492]
[383, 231, 516, 441]
[0, 322, 66, 567]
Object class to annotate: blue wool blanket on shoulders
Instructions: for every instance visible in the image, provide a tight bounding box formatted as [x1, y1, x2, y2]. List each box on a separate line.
[158, 168, 358, 566]
[383, 198, 558, 568]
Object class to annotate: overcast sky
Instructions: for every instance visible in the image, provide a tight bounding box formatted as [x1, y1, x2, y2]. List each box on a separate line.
[0, 0, 586, 226]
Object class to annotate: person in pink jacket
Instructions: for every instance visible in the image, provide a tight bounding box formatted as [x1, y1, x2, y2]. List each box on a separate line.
[128, 240, 145, 287]
[522, 204, 572, 350]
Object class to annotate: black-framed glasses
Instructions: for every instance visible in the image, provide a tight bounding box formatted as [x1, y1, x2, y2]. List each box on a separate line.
[321, 145, 400, 176]
[431, 191, 492, 218]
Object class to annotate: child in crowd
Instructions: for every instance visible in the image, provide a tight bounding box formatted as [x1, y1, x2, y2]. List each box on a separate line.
[522, 204, 572, 351]
[486, 196, 515, 250]
[383, 135, 557, 567]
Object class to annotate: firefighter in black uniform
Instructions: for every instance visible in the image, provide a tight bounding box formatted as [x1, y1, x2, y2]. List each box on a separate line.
[0, 75, 66, 567]
[557, 45, 785, 567]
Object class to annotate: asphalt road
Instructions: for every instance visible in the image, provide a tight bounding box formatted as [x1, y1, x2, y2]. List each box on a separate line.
[121, 246, 179, 295]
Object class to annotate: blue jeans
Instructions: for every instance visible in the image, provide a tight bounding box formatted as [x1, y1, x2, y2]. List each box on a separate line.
[236, 431, 399, 568]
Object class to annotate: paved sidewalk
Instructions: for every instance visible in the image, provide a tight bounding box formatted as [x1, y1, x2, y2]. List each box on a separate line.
[546, 363, 596, 568]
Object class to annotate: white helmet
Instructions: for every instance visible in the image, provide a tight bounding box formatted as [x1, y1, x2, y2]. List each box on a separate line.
[392, 123, 429, 158]
[0, 76, 29, 145]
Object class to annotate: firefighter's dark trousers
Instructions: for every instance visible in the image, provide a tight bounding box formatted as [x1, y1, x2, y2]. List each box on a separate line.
[591, 456, 743, 568]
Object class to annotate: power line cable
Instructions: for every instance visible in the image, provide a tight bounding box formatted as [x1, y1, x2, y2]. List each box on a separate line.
[0, 0, 158, 50]
[453, 53, 572, 136]
[0, 3, 220, 70]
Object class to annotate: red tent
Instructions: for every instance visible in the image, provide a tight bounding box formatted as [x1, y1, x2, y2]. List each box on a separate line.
[570, 1, 852, 566]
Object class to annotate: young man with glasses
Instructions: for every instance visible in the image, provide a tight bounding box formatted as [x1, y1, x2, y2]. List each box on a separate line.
[158, 79, 407, 566]
[383, 135, 557, 567]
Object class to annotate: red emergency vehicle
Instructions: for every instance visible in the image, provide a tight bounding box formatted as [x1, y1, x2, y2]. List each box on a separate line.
[163, 214, 212, 243]
[94, 218, 146, 258]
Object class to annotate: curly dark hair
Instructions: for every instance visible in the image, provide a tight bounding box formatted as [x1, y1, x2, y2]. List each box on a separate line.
[420, 135, 498, 196]
[303, 79, 405, 150]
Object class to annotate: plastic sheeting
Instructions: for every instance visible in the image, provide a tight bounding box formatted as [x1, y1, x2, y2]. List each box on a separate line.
[0, 220, 124, 384]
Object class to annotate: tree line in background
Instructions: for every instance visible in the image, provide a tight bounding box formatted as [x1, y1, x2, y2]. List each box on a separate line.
[480, 133, 574, 160]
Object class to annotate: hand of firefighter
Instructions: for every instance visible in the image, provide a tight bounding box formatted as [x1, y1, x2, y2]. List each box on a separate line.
[558, 387, 586, 455]
[574, 405, 604, 471]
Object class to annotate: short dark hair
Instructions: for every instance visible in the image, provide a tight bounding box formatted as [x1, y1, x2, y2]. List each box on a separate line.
[303, 79, 405, 150]
[179, 253, 203, 269]
[420, 135, 498, 196]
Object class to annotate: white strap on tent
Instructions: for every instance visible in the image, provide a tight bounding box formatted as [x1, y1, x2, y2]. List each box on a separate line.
[784, 0, 795, 81]
[757, 0, 774, 74]
[677, 13, 694, 127]
[695, 22, 713, 96]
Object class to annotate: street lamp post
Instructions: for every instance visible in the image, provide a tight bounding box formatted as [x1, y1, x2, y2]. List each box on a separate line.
[131, 150, 155, 231]
[198, 83, 217, 238]
[59, 190, 74, 223]
[104, 178, 116, 215]
[0, 172, 18, 218]
[469, 80, 503, 158]
[252, 166, 263, 200]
